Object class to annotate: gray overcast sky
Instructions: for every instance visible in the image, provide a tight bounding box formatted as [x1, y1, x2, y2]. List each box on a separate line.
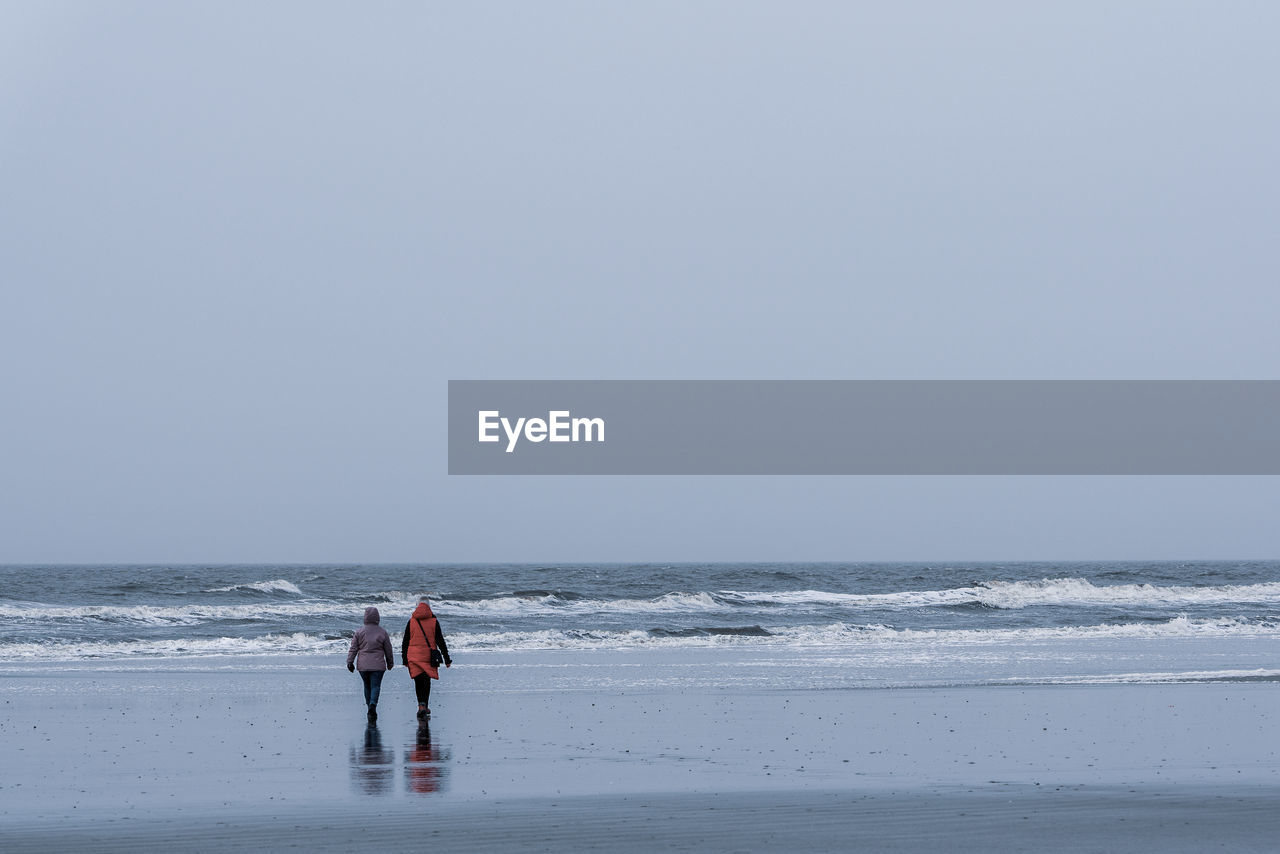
[2, 2, 1278, 563]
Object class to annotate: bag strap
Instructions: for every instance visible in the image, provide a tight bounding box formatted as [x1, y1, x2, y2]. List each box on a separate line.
[414, 617, 435, 650]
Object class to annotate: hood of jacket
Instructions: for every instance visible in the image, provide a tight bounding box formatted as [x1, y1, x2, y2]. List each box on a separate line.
[412, 601, 435, 619]
[363, 606, 380, 625]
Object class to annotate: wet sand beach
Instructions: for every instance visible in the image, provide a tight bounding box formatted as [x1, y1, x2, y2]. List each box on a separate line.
[5, 788, 1280, 853]
[3, 652, 1279, 851]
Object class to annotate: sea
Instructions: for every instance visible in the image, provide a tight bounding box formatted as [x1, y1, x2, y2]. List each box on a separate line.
[3, 561, 1279, 689]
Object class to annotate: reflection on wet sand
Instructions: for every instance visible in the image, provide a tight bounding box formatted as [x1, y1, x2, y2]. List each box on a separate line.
[349, 721, 450, 796]
[405, 721, 450, 794]
[349, 724, 395, 795]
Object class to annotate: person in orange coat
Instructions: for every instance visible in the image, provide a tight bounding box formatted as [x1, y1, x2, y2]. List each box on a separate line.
[401, 597, 452, 719]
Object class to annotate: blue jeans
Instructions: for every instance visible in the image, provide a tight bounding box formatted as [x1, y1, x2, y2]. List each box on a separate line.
[360, 670, 385, 706]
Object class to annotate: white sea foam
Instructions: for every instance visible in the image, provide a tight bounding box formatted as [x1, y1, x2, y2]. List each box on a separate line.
[0, 633, 346, 660]
[4, 578, 1280, 627]
[717, 588, 974, 608]
[445, 615, 1280, 651]
[1006, 668, 1280, 685]
[772, 615, 1280, 645]
[203, 579, 304, 595]
[971, 578, 1280, 608]
[428, 579, 1280, 616]
[0, 591, 731, 624]
[431, 591, 724, 616]
[0, 600, 369, 624]
[1, 616, 1277, 662]
[723, 579, 1280, 610]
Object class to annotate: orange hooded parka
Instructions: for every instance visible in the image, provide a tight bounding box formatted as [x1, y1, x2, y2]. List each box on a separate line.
[402, 601, 448, 679]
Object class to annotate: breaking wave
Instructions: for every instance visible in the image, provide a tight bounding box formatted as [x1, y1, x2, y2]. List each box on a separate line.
[4, 579, 1280, 627]
[202, 579, 304, 595]
[1007, 668, 1280, 685]
[720, 579, 1280, 610]
[448, 615, 1280, 650]
[0, 600, 359, 625]
[0, 633, 346, 660]
[2, 616, 1277, 661]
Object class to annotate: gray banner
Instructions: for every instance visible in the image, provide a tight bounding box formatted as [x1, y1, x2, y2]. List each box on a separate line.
[447, 381, 1280, 474]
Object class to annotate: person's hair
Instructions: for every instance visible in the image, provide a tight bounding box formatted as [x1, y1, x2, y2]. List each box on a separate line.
[419, 596, 430, 603]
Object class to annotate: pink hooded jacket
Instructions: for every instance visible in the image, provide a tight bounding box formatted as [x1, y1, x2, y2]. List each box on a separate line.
[346, 606, 394, 672]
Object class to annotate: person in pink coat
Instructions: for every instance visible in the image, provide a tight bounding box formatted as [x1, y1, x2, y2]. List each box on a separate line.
[347, 606, 394, 722]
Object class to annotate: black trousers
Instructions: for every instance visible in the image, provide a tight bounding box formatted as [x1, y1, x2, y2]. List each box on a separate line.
[413, 673, 432, 705]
